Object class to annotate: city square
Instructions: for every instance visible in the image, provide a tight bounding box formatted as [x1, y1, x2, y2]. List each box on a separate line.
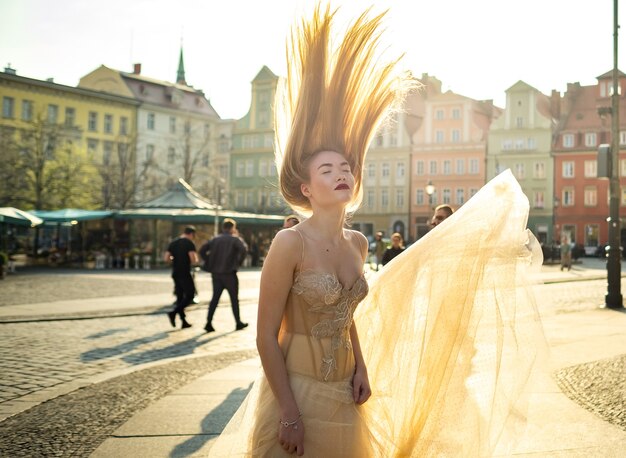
[0, 260, 625, 456]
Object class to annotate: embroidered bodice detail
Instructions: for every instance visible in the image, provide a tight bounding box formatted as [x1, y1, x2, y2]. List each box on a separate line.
[292, 270, 368, 381]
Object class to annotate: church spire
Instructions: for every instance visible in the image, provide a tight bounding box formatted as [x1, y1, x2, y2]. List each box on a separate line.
[176, 45, 186, 85]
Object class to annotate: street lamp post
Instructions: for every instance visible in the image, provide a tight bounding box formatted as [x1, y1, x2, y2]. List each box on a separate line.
[603, 0, 623, 309]
[425, 180, 435, 211]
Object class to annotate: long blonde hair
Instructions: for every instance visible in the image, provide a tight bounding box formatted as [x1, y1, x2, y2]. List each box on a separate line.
[275, 3, 416, 216]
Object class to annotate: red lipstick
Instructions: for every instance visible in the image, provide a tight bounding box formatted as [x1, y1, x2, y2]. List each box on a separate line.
[335, 183, 350, 190]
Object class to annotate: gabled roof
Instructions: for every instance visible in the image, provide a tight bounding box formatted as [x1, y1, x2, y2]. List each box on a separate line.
[596, 69, 626, 79]
[136, 178, 216, 209]
[252, 65, 278, 83]
[505, 80, 540, 93]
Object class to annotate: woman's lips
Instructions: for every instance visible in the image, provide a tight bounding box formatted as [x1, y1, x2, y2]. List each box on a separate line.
[335, 184, 350, 190]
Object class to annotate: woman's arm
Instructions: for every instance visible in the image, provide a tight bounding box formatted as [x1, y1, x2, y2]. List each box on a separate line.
[256, 229, 305, 454]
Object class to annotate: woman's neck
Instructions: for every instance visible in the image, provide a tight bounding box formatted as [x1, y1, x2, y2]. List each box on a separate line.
[304, 208, 346, 244]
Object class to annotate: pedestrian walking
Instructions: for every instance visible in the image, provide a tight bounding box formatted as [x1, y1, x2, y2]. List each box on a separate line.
[560, 235, 572, 271]
[200, 218, 249, 333]
[164, 226, 198, 329]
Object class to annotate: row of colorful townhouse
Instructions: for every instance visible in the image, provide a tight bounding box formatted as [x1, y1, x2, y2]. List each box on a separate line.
[2, 53, 626, 251]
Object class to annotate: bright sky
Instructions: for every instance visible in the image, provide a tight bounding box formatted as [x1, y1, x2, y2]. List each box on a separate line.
[1, 0, 623, 120]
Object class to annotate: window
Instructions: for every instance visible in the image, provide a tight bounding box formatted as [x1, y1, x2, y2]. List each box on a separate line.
[264, 134, 273, 148]
[515, 138, 525, 150]
[443, 188, 451, 204]
[469, 188, 479, 198]
[585, 132, 597, 147]
[516, 117, 524, 128]
[502, 139, 513, 150]
[47, 104, 58, 124]
[120, 117, 128, 135]
[621, 187, 626, 206]
[219, 164, 228, 179]
[621, 131, 626, 145]
[64, 107, 75, 127]
[205, 124, 211, 138]
[456, 159, 465, 175]
[146, 144, 154, 162]
[585, 224, 599, 247]
[169, 117, 176, 134]
[562, 161, 575, 178]
[21, 100, 33, 121]
[367, 163, 376, 178]
[2, 97, 14, 118]
[533, 162, 545, 179]
[167, 147, 175, 164]
[367, 190, 375, 208]
[88, 111, 97, 131]
[429, 160, 437, 175]
[563, 134, 574, 148]
[259, 159, 268, 177]
[416, 189, 424, 205]
[435, 109, 444, 120]
[147, 113, 155, 130]
[435, 130, 444, 143]
[381, 189, 389, 208]
[245, 159, 254, 177]
[184, 121, 191, 134]
[452, 108, 461, 120]
[246, 190, 254, 207]
[451, 129, 460, 142]
[562, 188, 575, 206]
[584, 160, 597, 178]
[375, 135, 383, 147]
[382, 163, 390, 178]
[514, 163, 525, 179]
[269, 163, 277, 176]
[416, 160, 424, 175]
[104, 114, 113, 134]
[236, 160, 245, 177]
[236, 191, 244, 207]
[527, 137, 536, 150]
[443, 160, 451, 175]
[534, 191, 544, 208]
[621, 159, 626, 177]
[103, 141, 113, 165]
[396, 189, 404, 207]
[396, 162, 405, 178]
[456, 188, 465, 205]
[584, 187, 597, 206]
[390, 132, 397, 146]
[87, 139, 98, 154]
[470, 159, 479, 174]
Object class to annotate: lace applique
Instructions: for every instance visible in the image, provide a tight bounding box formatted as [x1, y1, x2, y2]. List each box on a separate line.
[293, 271, 368, 381]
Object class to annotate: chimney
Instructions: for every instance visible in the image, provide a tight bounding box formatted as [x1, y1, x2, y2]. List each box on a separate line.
[4, 63, 16, 75]
[550, 90, 561, 119]
[133, 63, 142, 75]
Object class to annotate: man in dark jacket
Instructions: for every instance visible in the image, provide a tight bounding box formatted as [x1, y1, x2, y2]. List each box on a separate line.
[199, 218, 248, 332]
[164, 226, 198, 329]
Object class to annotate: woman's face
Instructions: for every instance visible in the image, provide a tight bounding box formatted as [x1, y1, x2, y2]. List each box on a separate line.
[391, 235, 402, 248]
[302, 150, 355, 208]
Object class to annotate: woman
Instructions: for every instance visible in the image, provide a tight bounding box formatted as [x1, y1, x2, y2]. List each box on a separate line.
[381, 232, 405, 266]
[210, 4, 545, 457]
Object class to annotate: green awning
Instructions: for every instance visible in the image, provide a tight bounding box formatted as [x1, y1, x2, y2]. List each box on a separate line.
[31, 208, 114, 223]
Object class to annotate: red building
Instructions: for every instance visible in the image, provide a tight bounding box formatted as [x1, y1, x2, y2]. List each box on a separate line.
[553, 71, 626, 253]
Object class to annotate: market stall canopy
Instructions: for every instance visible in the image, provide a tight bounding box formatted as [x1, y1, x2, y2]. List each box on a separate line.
[137, 178, 216, 209]
[0, 207, 44, 227]
[31, 208, 114, 223]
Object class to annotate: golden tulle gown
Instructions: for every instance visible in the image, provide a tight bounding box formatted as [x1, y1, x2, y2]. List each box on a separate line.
[209, 170, 546, 457]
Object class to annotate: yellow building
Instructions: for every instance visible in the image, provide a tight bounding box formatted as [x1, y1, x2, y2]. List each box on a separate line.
[1, 67, 139, 165]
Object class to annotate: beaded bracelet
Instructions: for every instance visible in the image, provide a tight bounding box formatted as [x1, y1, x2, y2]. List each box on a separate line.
[279, 412, 302, 429]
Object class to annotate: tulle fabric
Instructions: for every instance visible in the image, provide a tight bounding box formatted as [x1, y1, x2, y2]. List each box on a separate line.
[209, 170, 547, 457]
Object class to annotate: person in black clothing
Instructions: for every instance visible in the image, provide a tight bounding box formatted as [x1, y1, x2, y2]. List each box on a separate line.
[199, 218, 248, 333]
[164, 226, 198, 329]
[381, 232, 405, 266]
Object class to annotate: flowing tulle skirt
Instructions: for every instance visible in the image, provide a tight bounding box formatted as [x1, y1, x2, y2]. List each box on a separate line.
[209, 170, 547, 457]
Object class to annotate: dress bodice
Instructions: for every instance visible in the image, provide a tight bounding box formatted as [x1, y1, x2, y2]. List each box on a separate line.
[278, 269, 368, 382]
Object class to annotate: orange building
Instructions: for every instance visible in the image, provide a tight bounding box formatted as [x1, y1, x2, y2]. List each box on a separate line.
[553, 71, 626, 253]
[408, 74, 500, 241]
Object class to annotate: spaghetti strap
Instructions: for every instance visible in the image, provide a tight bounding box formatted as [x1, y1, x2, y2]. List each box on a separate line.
[293, 228, 305, 271]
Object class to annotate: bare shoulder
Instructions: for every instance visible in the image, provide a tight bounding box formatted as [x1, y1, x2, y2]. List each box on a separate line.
[265, 229, 301, 262]
[346, 229, 368, 256]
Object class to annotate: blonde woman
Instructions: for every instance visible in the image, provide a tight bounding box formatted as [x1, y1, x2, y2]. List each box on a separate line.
[209, 3, 545, 457]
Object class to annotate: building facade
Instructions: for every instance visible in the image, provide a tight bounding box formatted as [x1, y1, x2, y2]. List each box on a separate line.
[552, 72, 626, 252]
[229, 66, 283, 214]
[78, 56, 223, 205]
[410, 75, 497, 242]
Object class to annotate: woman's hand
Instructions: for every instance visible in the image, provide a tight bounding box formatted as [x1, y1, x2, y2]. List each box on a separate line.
[278, 415, 305, 455]
[352, 367, 371, 404]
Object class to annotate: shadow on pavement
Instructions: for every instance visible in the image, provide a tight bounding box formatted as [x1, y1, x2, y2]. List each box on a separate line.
[169, 383, 253, 458]
[80, 332, 170, 362]
[85, 328, 132, 339]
